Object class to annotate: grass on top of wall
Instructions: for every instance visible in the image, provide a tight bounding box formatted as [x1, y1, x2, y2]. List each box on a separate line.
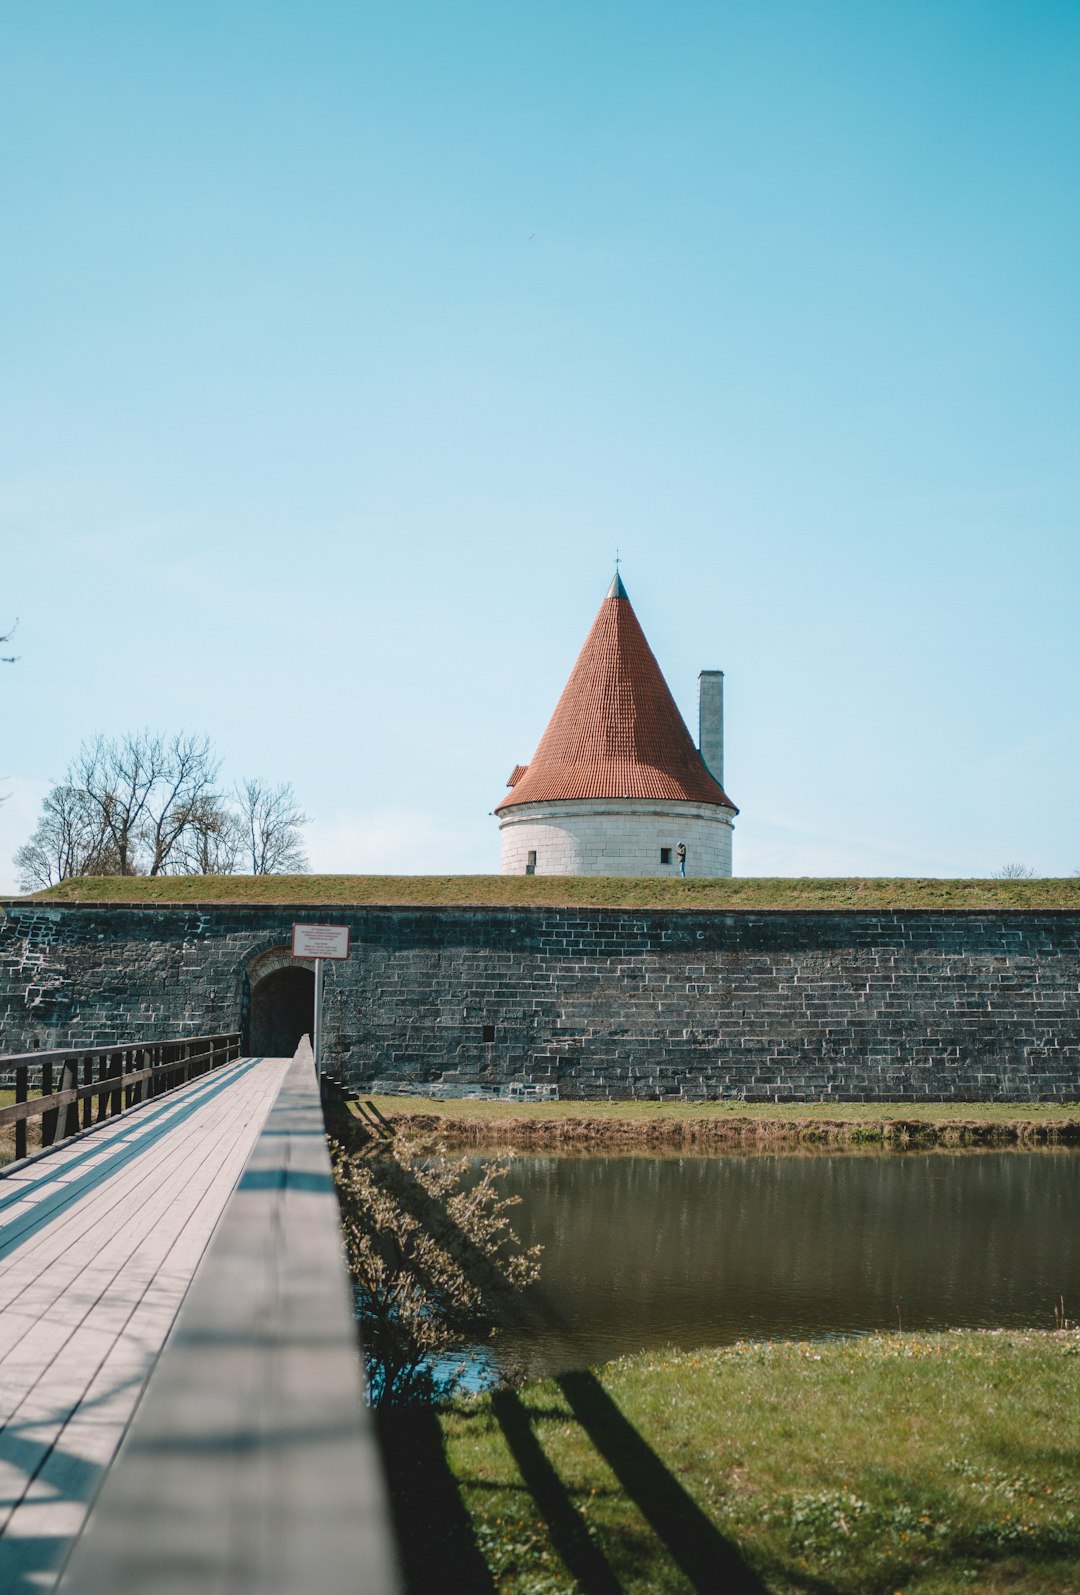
[17, 874, 1080, 910]
[424, 1329, 1080, 1595]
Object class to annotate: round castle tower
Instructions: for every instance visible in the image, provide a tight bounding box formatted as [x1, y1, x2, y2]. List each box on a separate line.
[495, 574, 738, 877]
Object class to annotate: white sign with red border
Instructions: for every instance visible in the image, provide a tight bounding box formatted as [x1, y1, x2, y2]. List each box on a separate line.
[291, 923, 351, 961]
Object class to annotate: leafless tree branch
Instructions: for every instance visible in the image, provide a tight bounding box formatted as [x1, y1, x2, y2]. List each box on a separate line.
[170, 796, 243, 875]
[140, 732, 221, 875]
[13, 731, 311, 884]
[235, 778, 310, 874]
[14, 784, 122, 889]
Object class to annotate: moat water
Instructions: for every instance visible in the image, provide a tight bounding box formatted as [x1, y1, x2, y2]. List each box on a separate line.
[481, 1149, 1080, 1377]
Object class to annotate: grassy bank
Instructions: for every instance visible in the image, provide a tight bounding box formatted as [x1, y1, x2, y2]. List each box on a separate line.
[356, 1097, 1080, 1149]
[17, 874, 1080, 910]
[0, 1089, 37, 1166]
[421, 1330, 1080, 1594]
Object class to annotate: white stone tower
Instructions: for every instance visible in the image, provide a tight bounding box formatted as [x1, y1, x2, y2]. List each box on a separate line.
[496, 574, 738, 876]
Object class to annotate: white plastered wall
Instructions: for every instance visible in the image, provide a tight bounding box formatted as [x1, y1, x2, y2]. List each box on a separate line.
[498, 799, 734, 878]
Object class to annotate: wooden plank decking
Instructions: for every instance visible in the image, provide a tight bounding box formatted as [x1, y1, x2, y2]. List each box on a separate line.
[0, 1055, 289, 1592]
[62, 1043, 398, 1594]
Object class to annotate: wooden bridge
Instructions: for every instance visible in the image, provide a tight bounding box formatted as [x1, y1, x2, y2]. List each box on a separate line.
[0, 1037, 398, 1593]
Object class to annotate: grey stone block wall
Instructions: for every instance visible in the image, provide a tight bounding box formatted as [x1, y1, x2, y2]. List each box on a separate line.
[1, 901, 1078, 1101]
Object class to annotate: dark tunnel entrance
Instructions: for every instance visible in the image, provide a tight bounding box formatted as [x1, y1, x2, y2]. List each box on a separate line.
[249, 966, 315, 1058]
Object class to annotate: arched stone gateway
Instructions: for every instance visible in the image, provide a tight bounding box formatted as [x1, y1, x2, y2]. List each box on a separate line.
[246, 946, 314, 1058]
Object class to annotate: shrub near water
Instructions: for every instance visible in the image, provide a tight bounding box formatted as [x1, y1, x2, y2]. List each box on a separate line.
[330, 1133, 541, 1409]
[439, 1330, 1080, 1594]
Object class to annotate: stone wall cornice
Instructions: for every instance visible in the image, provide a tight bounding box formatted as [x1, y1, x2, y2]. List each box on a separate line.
[4, 899, 1080, 924]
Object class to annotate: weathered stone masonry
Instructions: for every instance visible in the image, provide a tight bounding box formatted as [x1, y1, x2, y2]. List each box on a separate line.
[1, 901, 1078, 1100]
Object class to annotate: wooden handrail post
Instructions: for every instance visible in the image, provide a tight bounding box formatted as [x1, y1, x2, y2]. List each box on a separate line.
[83, 1058, 94, 1129]
[15, 1065, 27, 1161]
[58, 1059, 78, 1140]
[41, 1060, 57, 1147]
[110, 1053, 123, 1118]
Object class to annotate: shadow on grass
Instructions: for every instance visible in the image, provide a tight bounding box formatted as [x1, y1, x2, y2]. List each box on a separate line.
[556, 1370, 767, 1594]
[492, 1389, 623, 1594]
[377, 1405, 497, 1595]
[332, 1116, 769, 1592]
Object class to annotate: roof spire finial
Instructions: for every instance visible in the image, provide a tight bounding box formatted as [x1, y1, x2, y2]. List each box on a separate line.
[607, 550, 627, 600]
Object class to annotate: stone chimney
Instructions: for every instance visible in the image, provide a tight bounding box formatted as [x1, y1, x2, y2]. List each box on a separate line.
[698, 671, 724, 785]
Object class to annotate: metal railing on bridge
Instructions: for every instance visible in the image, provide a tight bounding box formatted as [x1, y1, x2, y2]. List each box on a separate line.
[0, 1033, 241, 1163]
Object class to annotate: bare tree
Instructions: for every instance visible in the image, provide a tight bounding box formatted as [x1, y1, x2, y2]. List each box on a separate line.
[170, 795, 243, 875]
[14, 784, 122, 889]
[235, 779, 310, 874]
[15, 733, 312, 883]
[992, 863, 1035, 879]
[73, 732, 165, 876]
[331, 1134, 541, 1409]
[70, 731, 221, 876]
[139, 733, 220, 875]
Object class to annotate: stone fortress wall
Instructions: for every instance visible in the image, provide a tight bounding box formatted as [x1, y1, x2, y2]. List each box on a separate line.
[1, 901, 1078, 1101]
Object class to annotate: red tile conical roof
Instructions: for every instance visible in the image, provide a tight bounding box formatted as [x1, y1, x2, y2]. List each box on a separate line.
[496, 576, 737, 813]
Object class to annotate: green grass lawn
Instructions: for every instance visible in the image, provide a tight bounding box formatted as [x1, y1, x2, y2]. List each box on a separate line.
[17, 874, 1080, 910]
[365, 1095, 1080, 1124]
[0, 1087, 40, 1165]
[430, 1330, 1080, 1594]
[357, 1096, 1080, 1149]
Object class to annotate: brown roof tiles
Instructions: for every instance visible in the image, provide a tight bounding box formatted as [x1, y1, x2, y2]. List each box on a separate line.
[495, 580, 737, 813]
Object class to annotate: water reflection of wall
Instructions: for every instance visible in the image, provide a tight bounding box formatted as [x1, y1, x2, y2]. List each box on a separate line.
[494, 1151, 1080, 1373]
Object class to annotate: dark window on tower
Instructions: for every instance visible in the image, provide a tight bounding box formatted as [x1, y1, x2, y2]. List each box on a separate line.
[482, 1024, 496, 1043]
[525, 850, 537, 875]
[660, 847, 672, 865]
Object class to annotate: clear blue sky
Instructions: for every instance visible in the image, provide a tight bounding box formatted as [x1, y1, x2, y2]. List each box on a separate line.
[3, 1, 1078, 888]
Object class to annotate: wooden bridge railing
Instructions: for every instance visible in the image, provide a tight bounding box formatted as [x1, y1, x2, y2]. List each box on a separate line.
[0, 1033, 242, 1162]
[63, 1036, 399, 1594]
